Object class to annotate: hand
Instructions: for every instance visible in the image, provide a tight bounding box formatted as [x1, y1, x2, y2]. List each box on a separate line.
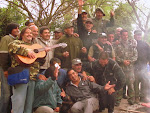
[92, 30, 97, 33]
[81, 71, 88, 80]
[87, 76, 95, 82]
[141, 103, 150, 108]
[81, 47, 87, 53]
[104, 81, 115, 90]
[108, 87, 115, 95]
[88, 56, 96, 62]
[54, 107, 60, 112]
[44, 47, 51, 52]
[63, 51, 69, 57]
[95, 44, 103, 51]
[4, 71, 8, 78]
[27, 50, 35, 59]
[78, 0, 84, 6]
[61, 89, 66, 97]
[106, 41, 112, 45]
[110, 10, 115, 17]
[115, 40, 120, 45]
[39, 74, 47, 81]
[73, 33, 79, 38]
[124, 60, 130, 66]
[54, 67, 59, 80]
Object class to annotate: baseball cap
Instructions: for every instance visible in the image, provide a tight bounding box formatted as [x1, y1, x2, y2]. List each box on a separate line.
[54, 28, 62, 33]
[99, 33, 107, 38]
[85, 18, 93, 24]
[95, 7, 105, 16]
[81, 10, 87, 14]
[134, 30, 142, 35]
[72, 58, 82, 65]
[64, 23, 73, 29]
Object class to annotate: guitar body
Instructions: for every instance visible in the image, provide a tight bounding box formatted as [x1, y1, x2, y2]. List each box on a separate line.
[17, 44, 46, 64]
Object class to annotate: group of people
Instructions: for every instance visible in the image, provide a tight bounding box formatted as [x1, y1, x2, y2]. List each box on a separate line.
[0, 0, 150, 113]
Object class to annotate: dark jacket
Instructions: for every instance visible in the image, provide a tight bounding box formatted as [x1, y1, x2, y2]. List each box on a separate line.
[66, 78, 105, 102]
[77, 14, 98, 51]
[91, 59, 126, 91]
[134, 40, 150, 69]
[93, 42, 114, 59]
[54, 34, 83, 68]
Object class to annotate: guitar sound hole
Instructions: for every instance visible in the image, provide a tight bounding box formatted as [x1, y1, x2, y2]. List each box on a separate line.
[34, 49, 39, 53]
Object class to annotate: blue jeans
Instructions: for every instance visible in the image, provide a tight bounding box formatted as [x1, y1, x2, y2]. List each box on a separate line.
[11, 80, 35, 113]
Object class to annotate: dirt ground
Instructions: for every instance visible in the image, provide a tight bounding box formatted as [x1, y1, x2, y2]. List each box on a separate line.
[98, 99, 148, 113]
[0, 82, 149, 113]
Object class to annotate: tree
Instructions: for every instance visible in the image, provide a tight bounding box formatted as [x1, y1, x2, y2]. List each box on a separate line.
[4, 0, 79, 27]
[0, 3, 26, 38]
[114, 2, 134, 33]
[126, 0, 150, 41]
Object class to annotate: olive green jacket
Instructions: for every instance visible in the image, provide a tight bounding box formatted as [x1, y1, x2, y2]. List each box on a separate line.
[0, 35, 16, 71]
[54, 34, 83, 68]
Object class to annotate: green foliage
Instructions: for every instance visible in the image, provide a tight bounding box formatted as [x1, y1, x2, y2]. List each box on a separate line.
[0, 4, 26, 38]
[114, 3, 134, 32]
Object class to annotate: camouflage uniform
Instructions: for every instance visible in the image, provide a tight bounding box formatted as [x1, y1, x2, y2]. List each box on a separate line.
[8, 40, 40, 113]
[92, 17, 114, 34]
[114, 39, 138, 104]
[8, 40, 40, 80]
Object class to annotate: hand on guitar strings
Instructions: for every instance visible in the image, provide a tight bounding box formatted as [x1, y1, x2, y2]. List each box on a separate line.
[44, 47, 51, 52]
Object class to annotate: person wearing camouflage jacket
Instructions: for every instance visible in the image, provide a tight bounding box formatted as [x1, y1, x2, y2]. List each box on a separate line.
[114, 29, 138, 105]
[8, 27, 41, 113]
[92, 7, 115, 34]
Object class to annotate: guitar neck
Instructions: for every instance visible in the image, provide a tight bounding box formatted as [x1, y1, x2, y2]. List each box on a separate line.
[37, 44, 61, 52]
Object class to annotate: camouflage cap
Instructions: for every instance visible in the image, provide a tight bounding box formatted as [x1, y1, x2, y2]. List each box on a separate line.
[54, 28, 62, 33]
[63, 23, 73, 29]
[95, 7, 105, 16]
[72, 58, 82, 65]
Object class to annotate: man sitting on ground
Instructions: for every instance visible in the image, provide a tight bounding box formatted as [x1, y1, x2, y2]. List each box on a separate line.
[64, 69, 115, 113]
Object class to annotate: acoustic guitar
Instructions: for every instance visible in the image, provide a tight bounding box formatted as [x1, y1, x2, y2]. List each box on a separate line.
[17, 43, 67, 64]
